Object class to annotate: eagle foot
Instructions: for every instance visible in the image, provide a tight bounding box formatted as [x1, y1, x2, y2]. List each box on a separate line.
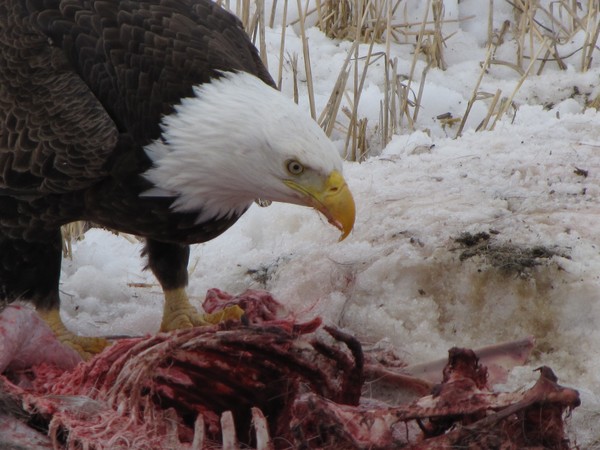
[160, 303, 245, 331]
[60, 335, 110, 360]
[160, 288, 245, 331]
[160, 305, 206, 331]
[200, 305, 245, 325]
[37, 308, 109, 360]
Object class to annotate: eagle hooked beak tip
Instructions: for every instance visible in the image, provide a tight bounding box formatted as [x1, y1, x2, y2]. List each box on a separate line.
[285, 170, 355, 241]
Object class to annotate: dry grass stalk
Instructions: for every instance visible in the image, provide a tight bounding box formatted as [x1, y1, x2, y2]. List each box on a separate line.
[316, 0, 403, 43]
[411, 61, 432, 125]
[268, 0, 278, 27]
[489, 20, 520, 74]
[456, 16, 514, 137]
[245, 3, 259, 37]
[345, 0, 366, 159]
[256, 0, 268, 70]
[343, 0, 387, 160]
[379, 57, 416, 148]
[379, 0, 415, 147]
[380, 56, 394, 148]
[286, 5, 318, 27]
[61, 223, 139, 258]
[508, 0, 600, 73]
[363, 0, 402, 42]
[318, 68, 351, 136]
[580, 0, 600, 71]
[289, 52, 300, 104]
[61, 222, 87, 259]
[487, 0, 494, 45]
[588, 92, 600, 110]
[295, 0, 316, 120]
[388, 16, 471, 43]
[490, 38, 550, 129]
[318, 40, 359, 136]
[318, 0, 353, 40]
[357, 117, 369, 160]
[528, 16, 569, 71]
[398, 0, 431, 131]
[276, 0, 289, 89]
[458, 1, 588, 137]
[382, 0, 393, 144]
[239, 0, 269, 71]
[316, 0, 466, 50]
[340, 105, 368, 161]
[476, 89, 503, 132]
[512, 0, 535, 70]
[233, 0, 251, 30]
[427, 0, 447, 70]
[455, 43, 495, 138]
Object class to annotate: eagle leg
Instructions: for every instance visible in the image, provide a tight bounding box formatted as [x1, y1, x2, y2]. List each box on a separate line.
[161, 287, 206, 330]
[37, 308, 109, 359]
[0, 229, 107, 359]
[145, 239, 243, 332]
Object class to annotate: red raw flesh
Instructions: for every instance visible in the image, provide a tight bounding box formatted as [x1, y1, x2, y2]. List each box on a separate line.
[0, 290, 580, 449]
[0, 305, 81, 374]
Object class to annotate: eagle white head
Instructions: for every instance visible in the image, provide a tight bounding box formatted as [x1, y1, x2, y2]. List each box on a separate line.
[143, 71, 355, 240]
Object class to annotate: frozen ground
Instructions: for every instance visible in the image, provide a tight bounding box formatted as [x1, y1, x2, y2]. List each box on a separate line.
[57, 1, 600, 447]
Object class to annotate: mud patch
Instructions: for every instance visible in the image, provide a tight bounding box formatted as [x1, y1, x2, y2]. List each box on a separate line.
[453, 231, 568, 278]
[409, 231, 573, 353]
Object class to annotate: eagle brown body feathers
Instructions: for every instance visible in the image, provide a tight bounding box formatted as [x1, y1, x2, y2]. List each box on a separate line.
[0, 0, 274, 308]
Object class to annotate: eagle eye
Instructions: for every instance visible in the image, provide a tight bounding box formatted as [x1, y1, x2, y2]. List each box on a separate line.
[286, 160, 304, 175]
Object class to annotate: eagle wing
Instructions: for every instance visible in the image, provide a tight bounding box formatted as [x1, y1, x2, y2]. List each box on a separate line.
[0, 0, 273, 195]
[0, 1, 118, 194]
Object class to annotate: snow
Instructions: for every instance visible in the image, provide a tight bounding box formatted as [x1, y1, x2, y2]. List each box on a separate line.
[56, 2, 600, 447]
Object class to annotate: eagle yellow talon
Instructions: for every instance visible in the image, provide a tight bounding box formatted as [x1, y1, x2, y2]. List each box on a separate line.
[61, 336, 109, 360]
[160, 306, 208, 331]
[161, 288, 245, 331]
[37, 308, 109, 360]
[161, 288, 208, 331]
[201, 305, 245, 325]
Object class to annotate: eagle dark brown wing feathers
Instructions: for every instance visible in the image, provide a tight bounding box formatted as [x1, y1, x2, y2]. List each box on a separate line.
[36, 0, 275, 141]
[1, 0, 273, 195]
[0, 1, 118, 194]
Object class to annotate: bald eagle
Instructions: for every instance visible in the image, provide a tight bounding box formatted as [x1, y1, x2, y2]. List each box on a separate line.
[0, 0, 355, 356]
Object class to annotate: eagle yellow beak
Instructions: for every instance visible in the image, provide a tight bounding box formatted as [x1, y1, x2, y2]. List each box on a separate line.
[284, 170, 355, 240]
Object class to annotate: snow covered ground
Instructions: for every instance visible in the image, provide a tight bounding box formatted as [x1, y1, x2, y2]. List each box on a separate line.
[58, 1, 600, 447]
